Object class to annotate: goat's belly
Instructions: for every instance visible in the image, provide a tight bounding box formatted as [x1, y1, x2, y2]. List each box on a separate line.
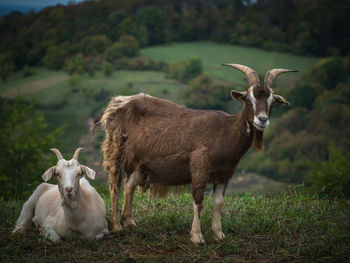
[141, 154, 191, 186]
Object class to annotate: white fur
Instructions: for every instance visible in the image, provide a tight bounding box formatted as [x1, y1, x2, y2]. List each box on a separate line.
[13, 156, 109, 242]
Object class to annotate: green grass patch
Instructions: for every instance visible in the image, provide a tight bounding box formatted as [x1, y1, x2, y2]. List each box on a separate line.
[2, 186, 349, 262]
[141, 42, 319, 86]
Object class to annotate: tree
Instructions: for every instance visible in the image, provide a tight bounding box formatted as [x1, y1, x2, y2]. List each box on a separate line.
[42, 45, 66, 70]
[0, 97, 63, 200]
[181, 75, 230, 111]
[106, 35, 140, 63]
[65, 53, 85, 75]
[0, 53, 15, 80]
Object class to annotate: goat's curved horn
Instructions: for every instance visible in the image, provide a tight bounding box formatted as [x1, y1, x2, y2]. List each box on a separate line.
[264, 69, 298, 88]
[222, 64, 260, 87]
[50, 148, 63, 161]
[73, 147, 84, 160]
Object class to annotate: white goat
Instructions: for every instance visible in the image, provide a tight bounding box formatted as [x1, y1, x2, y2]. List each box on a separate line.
[12, 148, 109, 242]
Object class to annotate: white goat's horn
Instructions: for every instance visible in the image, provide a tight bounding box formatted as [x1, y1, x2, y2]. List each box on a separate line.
[222, 63, 260, 87]
[50, 148, 63, 160]
[73, 147, 84, 160]
[264, 69, 298, 88]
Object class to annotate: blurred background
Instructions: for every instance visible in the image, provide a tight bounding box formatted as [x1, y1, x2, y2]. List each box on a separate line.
[0, 0, 349, 200]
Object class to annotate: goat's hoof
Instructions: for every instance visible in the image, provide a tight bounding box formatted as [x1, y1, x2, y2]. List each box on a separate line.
[123, 218, 136, 228]
[190, 233, 205, 246]
[12, 225, 25, 235]
[111, 223, 123, 233]
[213, 230, 225, 241]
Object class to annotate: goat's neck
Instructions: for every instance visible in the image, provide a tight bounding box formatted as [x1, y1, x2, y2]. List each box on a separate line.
[61, 188, 85, 223]
[231, 102, 264, 152]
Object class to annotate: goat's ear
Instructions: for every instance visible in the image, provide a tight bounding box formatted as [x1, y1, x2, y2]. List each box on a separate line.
[42, 166, 56, 182]
[274, 94, 290, 106]
[231, 90, 248, 102]
[80, 165, 96, 180]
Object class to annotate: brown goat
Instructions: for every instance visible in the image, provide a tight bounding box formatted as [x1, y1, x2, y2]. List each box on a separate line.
[93, 64, 297, 245]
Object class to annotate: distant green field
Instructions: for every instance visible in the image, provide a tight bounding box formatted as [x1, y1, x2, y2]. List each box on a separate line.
[141, 42, 319, 87]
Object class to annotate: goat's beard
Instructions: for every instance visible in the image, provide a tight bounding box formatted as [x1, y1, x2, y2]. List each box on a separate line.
[253, 129, 264, 152]
[61, 197, 78, 209]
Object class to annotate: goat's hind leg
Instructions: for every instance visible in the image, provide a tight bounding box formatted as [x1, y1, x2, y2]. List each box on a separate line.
[122, 171, 139, 227]
[212, 183, 227, 241]
[12, 184, 49, 234]
[109, 171, 123, 233]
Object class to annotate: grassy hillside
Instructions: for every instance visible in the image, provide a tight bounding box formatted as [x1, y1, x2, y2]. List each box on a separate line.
[1, 187, 349, 262]
[141, 42, 319, 86]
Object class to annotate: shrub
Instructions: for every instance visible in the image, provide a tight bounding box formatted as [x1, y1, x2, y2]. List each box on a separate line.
[68, 74, 82, 92]
[181, 75, 230, 110]
[22, 65, 35, 77]
[65, 53, 85, 75]
[42, 45, 66, 70]
[308, 144, 350, 197]
[103, 62, 114, 77]
[0, 53, 15, 80]
[0, 97, 63, 200]
[106, 35, 140, 63]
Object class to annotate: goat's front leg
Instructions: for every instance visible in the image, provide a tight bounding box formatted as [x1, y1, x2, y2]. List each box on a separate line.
[109, 171, 123, 233]
[42, 225, 61, 242]
[212, 183, 227, 241]
[190, 199, 205, 245]
[122, 171, 138, 227]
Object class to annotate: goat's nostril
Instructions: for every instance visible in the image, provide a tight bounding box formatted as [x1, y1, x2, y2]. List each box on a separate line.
[65, 186, 73, 193]
[258, 116, 268, 123]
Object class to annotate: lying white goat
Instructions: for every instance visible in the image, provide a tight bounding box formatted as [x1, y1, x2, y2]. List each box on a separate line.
[12, 148, 109, 242]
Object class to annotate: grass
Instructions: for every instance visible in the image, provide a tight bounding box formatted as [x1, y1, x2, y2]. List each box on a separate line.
[1, 184, 349, 262]
[141, 42, 319, 86]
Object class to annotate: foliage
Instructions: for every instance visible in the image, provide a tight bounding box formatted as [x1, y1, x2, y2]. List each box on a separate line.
[65, 53, 85, 75]
[103, 62, 113, 77]
[181, 75, 230, 111]
[106, 35, 140, 63]
[308, 144, 350, 197]
[42, 45, 66, 70]
[0, 52, 15, 80]
[68, 74, 82, 92]
[22, 65, 35, 78]
[80, 35, 111, 56]
[0, 97, 63, 201]
[2, 0, 348, 73]
[1, 188, 350, 262]
[167, 57, 203, 83]
[114, 56, 169, 71]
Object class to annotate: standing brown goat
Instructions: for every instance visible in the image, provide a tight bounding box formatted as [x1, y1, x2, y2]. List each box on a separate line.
[93, 64, 296, 245]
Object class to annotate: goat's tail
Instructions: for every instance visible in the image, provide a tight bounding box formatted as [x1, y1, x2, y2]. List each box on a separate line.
[12, 183, 50, 234]
[91, 111, 104, 134]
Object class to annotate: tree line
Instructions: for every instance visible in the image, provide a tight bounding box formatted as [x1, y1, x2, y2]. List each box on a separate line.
[1, 0, 350, 78]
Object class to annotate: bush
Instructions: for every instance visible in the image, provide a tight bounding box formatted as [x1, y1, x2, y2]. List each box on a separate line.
[0, 53, 15, 80]
[106, 35, 140, 63]
[42, 45, 66, 70]
[167, 57, 203, 83]
[65, 53, 85, 75]
[22, 65, 35, 77]
[181, 75, 230, 110]
[308, 144, 350, 197]
[68, 74, 82, 92]
[103, 62, 113, 77]
[0, 97, 63, 200]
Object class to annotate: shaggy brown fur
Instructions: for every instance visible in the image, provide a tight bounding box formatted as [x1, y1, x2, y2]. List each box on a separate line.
[93, 64, 295, 244]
